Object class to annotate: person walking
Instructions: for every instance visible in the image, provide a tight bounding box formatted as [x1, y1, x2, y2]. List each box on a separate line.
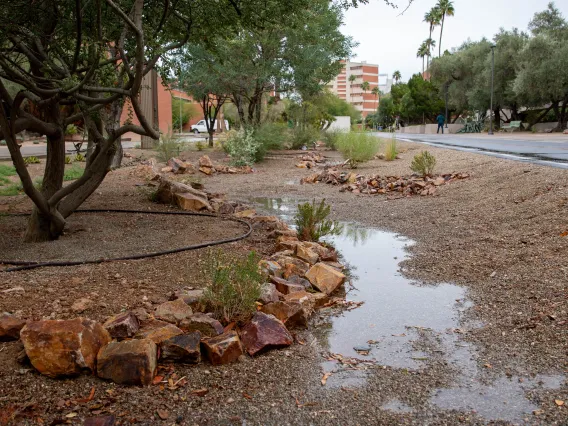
[436, 113, 445, 134]
[436, 113, 446, 134]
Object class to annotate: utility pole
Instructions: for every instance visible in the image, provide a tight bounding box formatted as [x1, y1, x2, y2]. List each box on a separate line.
[489, 45, 496, 135]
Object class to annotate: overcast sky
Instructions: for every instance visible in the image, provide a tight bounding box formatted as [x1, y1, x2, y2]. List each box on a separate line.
[342, 0, 568, 83]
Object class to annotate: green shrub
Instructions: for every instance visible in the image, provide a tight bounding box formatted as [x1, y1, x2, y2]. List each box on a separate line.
[64, 165, 84, 181]
[65, 124, 78, 136]
[201, 250, 264, 323]
[290, 126, 319, 150]
[253, 122, 289, 160]
[156, 131, 184, 162]
[195, 140, 206, 151]
[294, 199, 343, 242]
[410, 151, 437, 177]
[74, 153, 86, 162]
[0, 182, 23, 196]
[65, 156, 73, 164]
[224, 128, 261, 167]
[321, 129, 343, 150]
[385, 134, 398, 161]
[23, 156, 40, 165]
[336, 132, 380, 168]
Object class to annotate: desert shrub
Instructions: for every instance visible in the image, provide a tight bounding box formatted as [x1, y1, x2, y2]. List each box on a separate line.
[224, 128, 261, 167]
[321, 129, 343, 150]
[289, 126, 319, 150]
[201, 250, 264, 323]
[253, 122, 289, 160]
[65, 124, 78, 136]
[65, 156, 73, 164]
[156, 131, 184, 162]
[385, 134, 398, 161]
[64, 165, 84, 181]
[23, 156, 40, 165]
[195, 140, 206, 151]
[336, 132, 380, 168]
[74, 153, 85, 162]
[410, 151, 437, 177]
[294, 199, 343, 242]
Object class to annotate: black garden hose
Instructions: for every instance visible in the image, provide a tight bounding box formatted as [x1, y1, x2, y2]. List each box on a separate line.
[0, 209, 252, 273]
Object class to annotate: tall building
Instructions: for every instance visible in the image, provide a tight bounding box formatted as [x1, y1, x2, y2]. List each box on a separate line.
[327, 60, 380, 117]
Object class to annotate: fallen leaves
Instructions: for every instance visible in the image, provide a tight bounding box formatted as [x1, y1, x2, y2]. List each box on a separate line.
[560, 231, 568, 237]
[191, 388, 209, 397]
[321, 372, 332, 386]
[555, 399, 564, 406]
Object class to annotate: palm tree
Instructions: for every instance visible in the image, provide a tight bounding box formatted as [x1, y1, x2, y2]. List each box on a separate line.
[361, 80, 370, 93]
[424, 8, 441, 62]
[371, 86, 380, 110]
[417, 42, 428, 74]
[436, 0, 455, 57]
[348, 74, 357, 102]
[392, 70, 401, 84]
[424, 38, 436, 67]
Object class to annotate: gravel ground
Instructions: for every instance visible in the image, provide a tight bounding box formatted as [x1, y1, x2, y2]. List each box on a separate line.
[0, 142, 567, 425]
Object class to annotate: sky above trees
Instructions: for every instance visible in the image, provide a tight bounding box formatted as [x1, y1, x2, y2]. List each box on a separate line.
[342, 0, 568, 82]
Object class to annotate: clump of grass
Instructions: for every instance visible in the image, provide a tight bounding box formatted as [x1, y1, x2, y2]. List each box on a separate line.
[321, 129, 343, 150]
[65, 156, 73, 164]
[23, 156, 40, 165]
[64, 164, 84, 181]
[384, 134, 398, 161]
[201, 250, 264, 323]
[336, 132, 380, 168]
[294, 199, 343, 242]
[0, 164, 16, 186]
[0, 182, 23, 196]
[195, 140, 206, 151]
[156, 131, 184, 162]
[410, 151, 437, 177]
[74, 153, 86, 162]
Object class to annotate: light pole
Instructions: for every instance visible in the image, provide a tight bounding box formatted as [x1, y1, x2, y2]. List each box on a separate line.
[488, 44, 496, 135]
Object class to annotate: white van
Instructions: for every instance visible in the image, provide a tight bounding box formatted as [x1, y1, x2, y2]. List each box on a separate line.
[190, 119, 229, 134]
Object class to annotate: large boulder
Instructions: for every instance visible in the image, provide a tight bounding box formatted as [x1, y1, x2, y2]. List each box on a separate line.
[103, 312, 139, 339]
[167, 158, 194, 174]
[155, 299, 193, 324]
[97, 339, 157, 386]
[0, 313, 26, 341]
[20, 318, 111, 378]
[179, 314, 224, 338]
[175, 192, 211, 212]
[201, 331, 243, 365]
[155, 179, 209, 205]
[305, 262, 346, 295]
[259, 301, 308, 328]
[295, 244, 319, 265]
[160, 332, 201, 363]
[240, 312, 293, 356]
[258, 283, 283, 304]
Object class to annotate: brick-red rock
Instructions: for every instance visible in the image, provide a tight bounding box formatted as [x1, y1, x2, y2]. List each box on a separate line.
[201, 331, 242, 365]
[0, 313, 26, 341]
[161, 332, 201, 363]
[240, 312, 293, 356]
[103, 312, 139, 339]
[97, 339, 157, 386]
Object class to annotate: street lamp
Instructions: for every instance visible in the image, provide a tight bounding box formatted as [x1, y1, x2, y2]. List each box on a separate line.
[488, 44, 496, 135]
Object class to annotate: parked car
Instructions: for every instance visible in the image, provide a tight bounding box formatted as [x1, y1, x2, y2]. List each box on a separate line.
[190, 119, 229, 134]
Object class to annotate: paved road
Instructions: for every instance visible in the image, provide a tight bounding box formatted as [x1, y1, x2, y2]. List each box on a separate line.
[393, 133, 568, 166]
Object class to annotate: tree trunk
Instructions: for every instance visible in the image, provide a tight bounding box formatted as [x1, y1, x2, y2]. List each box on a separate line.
[208, 131, 214, 147]
[110, 137, 123, 169]
[439, 16, 445, 57]
[552, 98, 567, 132]
[494, 107, 501, 129]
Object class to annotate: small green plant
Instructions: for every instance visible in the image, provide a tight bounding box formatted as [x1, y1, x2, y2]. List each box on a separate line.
[384, 134, 398, 161]
[196, 140, 206, 151]
[0, 140, 6, 146]
[253, 122, 289, 160]
[336, 132, 380, 168]
[74, 153, 86, 162]
[410, 151, 437, 177]
[294, 199, 343, 242]
[0, 182, 23, 196]
[224, 128, 261, 167]
[134, 143, 141, 149]
[321, 129, 343, 150]
[65, 124, 78, 136]
[23, 156, 40, 165]
[290, 126, 319, 150]
[33, 176, 43, 189]
[155, 131, 184, 162]
[64, 165, 84, 181]
[201, 250, 264, 323]
[65, 156, 73, 164]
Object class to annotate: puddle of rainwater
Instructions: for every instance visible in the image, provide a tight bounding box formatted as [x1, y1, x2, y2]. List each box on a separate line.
[252, 197, 565, 423]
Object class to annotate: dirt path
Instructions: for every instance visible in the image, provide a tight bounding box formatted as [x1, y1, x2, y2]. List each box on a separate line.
[0, 142, 566, 425]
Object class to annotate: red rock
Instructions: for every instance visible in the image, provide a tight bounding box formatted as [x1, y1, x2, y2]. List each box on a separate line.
[172, 289, 204, 309]
[305, 263, 346, 295]
[269, 276, 305, 295]
[284, 291, 316, 313]
[155, 179, 208, 204]
[0, 313, 26, 341]
[179, 314, 224, 337]
[198, 155, 214, 168]
[20, 318, 111, 378]
[175, 192, 211, 211]
[201, 331, 243, 365]
[259, 301, 308, 328]
[103, 312, 139, 339]
[137, 322, 184, 344]
[84, 416, 116, 426]
[217, 202, 235, 215]
[97, 339, 157, 386]
[199, 166, 213, 175]
[155, 299, 193, 324]
[160, 332, 201, 363]
[234, 209, 256, 218]
[71, 297, 91, 313]
[295, 244, 319, 265]
[167, 158, 193, 174]
[240, 312, 293, 356]
[259, 260, 283, 276]
[258, 283, 283, 304]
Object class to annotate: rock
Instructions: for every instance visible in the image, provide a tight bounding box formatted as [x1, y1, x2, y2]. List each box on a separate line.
[259, 260, 282, 276]
[71, 297, 91, 313]
[175, 192, 211, 211]
[295, 244, 319, 265]
[172, 289, 204, 309]
[303, 242, 337, 261]
[260, 301, 308, 328]
[160, 332, 201, 363]
[103, 312, 139, 339]
[155, 299, 193, 324]
[287, 275, 312, 289]
[167, 158, 193, 174]
[311, 292, 330, 308]
[0, 313, 26, 341]
[20, 318, 111, 378]
[272, 255, 310, 276]
[258, 283, 283, 304]
[84, 416, 116, 426]
[217, 202, 235, 215]
[199, 166, 213, 175]
[155, 179, 208, 205]
[284, 291, 316, 313]
[433, 177, 445, 186]
[234, 209, 256, 218]
[198, 155, 214, 168]
[161, 166, 173, 173]
[179, 314, 224, 337]
[97, 339, 157, 386]
[323, 261, 344, 271]
[269, 276, 305, 295]
[137, 322, 184, 344]
[131, 307, 149, 321]
[305, 263, 346, 295]
[201, 331, 243, 365]
[240, 312, 293, 356]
